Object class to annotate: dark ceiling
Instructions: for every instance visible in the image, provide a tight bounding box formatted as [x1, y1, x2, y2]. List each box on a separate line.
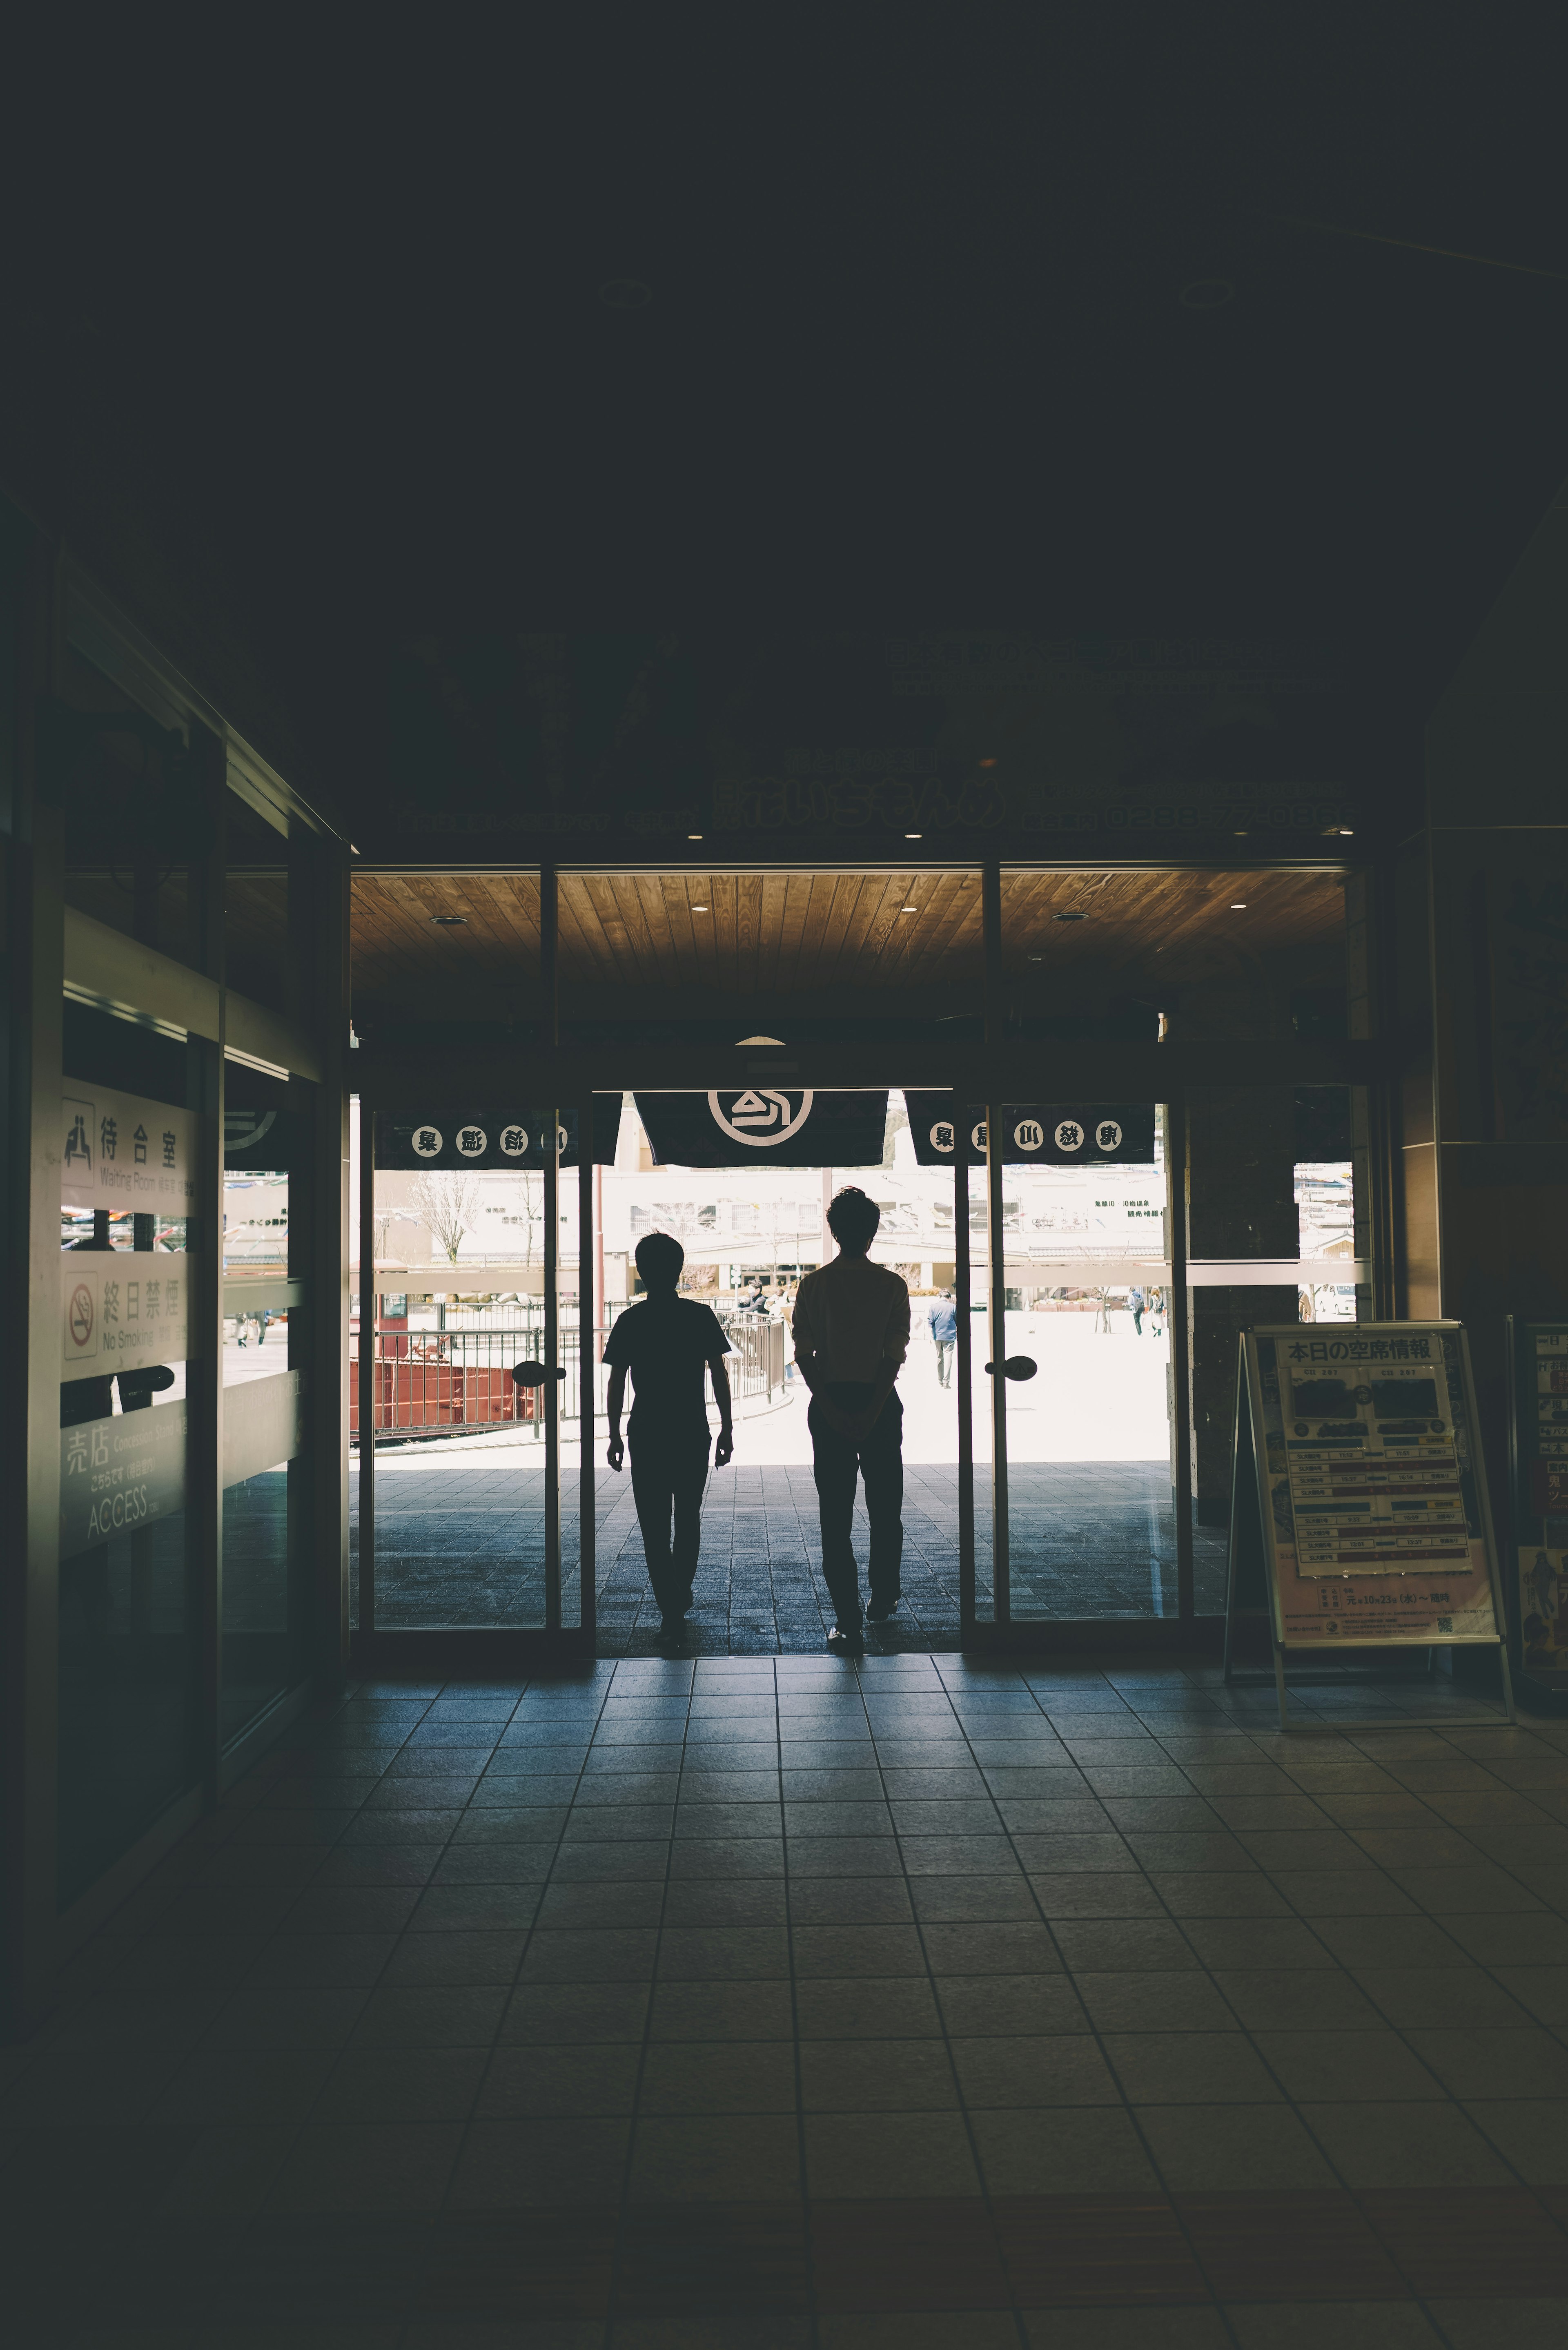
[4, 12, 1564, 821]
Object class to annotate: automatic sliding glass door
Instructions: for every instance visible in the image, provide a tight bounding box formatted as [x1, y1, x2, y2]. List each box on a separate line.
[978, 1100, 1178, 1627]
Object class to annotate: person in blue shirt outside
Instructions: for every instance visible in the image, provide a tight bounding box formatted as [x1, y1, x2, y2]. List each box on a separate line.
[928, 1288, 958, 1388]
[1129, 1285, 1145, 1337]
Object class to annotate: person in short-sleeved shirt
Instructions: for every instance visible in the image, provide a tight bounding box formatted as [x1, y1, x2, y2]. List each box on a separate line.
[791, 1188, 910, 1648]
[603, 1233, 733, 1645]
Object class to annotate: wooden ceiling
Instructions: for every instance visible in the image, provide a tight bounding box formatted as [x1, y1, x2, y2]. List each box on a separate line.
[350, 867, 1345, 1008]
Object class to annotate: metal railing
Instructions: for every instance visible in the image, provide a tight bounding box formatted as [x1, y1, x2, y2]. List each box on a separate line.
[351, 1307, 786, 1445]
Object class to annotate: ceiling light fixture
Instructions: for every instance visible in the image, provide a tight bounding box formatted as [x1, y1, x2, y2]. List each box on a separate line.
[599, 278, 653, 310]
[1054, 911, 1087, 923]
[688, 832, 703, 840]
[1180, 277, 1236, 309]
[1230, 902, 1247, 910]
[737, 1035, 786, 1047]
[905, 832, 922, 839]
[900, 905, 917, 914]
[691, 903, 708, 913]
[430, 914, 467, 926]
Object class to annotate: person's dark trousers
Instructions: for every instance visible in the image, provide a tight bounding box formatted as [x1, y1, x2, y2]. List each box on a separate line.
[934, 1339, 953, 1387]
[628, 1422, 711, 1616]
[808, 1381, 904, 1628]
[1131, 1307, 1143, 1336]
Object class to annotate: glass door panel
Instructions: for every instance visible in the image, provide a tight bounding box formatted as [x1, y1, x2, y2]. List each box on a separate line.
[360, 1117, 554, 1629]
[988, 1102, 1178, 1622]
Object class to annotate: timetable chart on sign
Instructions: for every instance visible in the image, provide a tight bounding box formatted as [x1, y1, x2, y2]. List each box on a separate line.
[1283, 1358, 1470, 1576]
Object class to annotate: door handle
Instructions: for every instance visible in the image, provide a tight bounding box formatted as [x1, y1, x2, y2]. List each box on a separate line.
[984, 1356, 1038, 1381]
[512, 1360, 568, 1386]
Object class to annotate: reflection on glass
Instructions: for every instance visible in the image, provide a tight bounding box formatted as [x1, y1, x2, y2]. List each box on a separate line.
[225, 789, 291, 1014]
[993, 1109, 1176, 1621]
[221, 1066, 310, 1745]
[58, 1005, 198, 1906]
[59, 642, 200, 968]
[359, 1142, 551, 1631]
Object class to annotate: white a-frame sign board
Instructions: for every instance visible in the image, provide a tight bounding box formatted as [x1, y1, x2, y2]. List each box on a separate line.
[1222, 1322, 1514, 1731]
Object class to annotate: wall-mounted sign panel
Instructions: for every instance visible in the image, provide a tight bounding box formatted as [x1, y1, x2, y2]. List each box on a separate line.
[61, 1084, 196, 1215]
[59, 1400, 187, 1559]
[62, 1254, 189, 1381]
[635, 1091, 888, 1169]
[904, 1097, 1156, 1166]
[1506, 1320, 1568, 1694]
[376, 1098, 622, 1171]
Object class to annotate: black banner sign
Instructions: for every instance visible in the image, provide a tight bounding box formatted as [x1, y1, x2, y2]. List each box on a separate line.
[904, 1097, 1156, 1166]
[376, 1098, 623, 1171]
[636, 1091, 889, 1169]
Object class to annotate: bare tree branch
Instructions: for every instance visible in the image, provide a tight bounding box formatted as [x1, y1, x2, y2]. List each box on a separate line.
[410, 1171, 481, 1263]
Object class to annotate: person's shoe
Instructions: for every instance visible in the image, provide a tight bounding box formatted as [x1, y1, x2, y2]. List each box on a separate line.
[827, 1623, 865, 1656]
[656, 1613, 686, 1648]
[866, 1596, 900, 1622]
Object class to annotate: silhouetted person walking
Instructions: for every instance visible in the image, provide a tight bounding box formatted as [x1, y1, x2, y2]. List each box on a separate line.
[604, 1232, 733, 1648]
[928, 1288, 958, 1387]
[791, 1187, 910, 1653]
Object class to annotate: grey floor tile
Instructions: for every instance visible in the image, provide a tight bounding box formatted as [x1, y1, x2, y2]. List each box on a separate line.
[800, 2037, 959, 2110]
[950, 2033, 1121, 2107]
[630, 2111, 802, 2199]
[446, 2115, 632, 2206]
[1301, 2098, 1518, 2185]
[1073, 1972, 1239, 2034]
[804, 2108, 980, 2196]
[478, 2042, 640, 2116]
[1102, 2031, 1281, 2104]
[1136, 2102, 1337, 2191]
[969, 2104, 1158, 2194]
[1249, 2029, 1445, 2102]
[638, 2040, 797, 2113]
[794, 1975, 945, 2039]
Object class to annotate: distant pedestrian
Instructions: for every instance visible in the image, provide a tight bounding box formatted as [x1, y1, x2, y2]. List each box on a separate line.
[791, 1188, 910, 1653]
[603, 1232, 734, 1648]
[1129, 1285, 1145, 1336]
[1148, 1286, 1164, 1338]
[928, 1288, 958, 1387]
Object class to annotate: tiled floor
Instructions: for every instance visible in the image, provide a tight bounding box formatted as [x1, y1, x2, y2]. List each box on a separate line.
[7, 1652, 1568, 2346]
[352, 1459, 1227, 1644]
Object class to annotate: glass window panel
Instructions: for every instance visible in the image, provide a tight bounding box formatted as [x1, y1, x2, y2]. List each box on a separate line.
[221, 1061, 312, 1744]
[988, 1106, 1176, 1621]
[59, 1005, 199, 1907]
[59, 644, 204, 970]
[225, 789, 290, 1013]
[361, 1138, 551, 1630]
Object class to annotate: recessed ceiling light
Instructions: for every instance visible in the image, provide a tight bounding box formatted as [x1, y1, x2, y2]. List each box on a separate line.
[900, 905, 917, 914]
[1054, 911, 1087, 923]
[599, 278, 653, 310]
[691, 903, 708, 913]
[905, 832, 922, 838]
[430, 914, 467, 926]
[1028, 954, 1043, 962]
[688, 832, 703, 839]
[1230, 902, 1247, 910]
[1180, 277, 1235, 309]
[737, 1035, 786, 1047]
